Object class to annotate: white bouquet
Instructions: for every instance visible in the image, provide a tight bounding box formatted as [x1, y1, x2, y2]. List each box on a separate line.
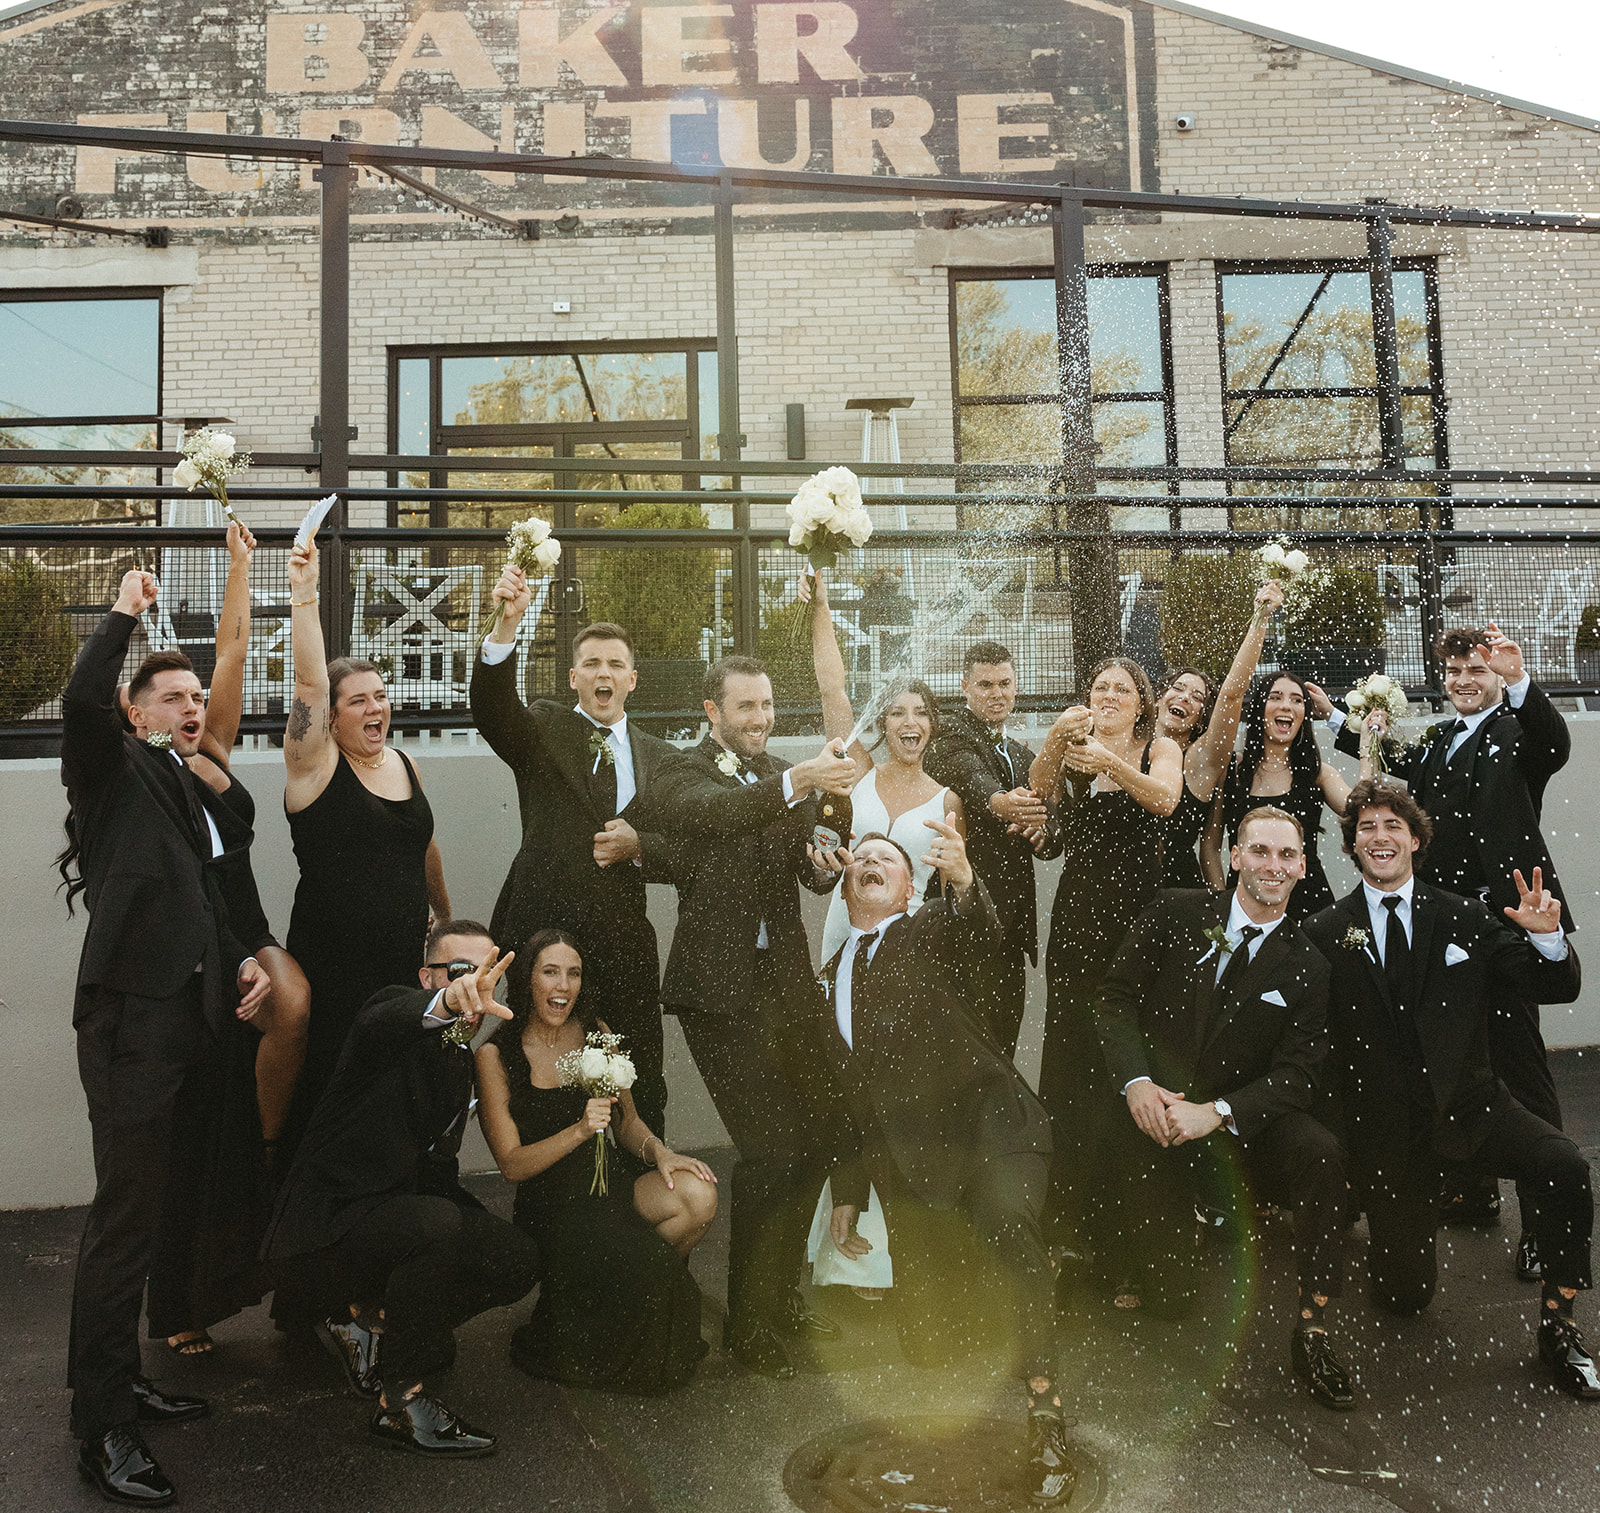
[1255, 535, 1331, 628]
[175, 428, 252, 524]
[556, 1029, 636, 1195]
[1345, 671, 1409, 773]
[1255, 536, 1309, 582]
[787, 466, 873, 571]
[490, 514, 562, 632]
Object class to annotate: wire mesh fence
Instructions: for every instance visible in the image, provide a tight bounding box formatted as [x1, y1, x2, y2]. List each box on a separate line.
[5, 523, 1600, 742]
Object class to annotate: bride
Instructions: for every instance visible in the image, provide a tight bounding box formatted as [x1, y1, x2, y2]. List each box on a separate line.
[801, 570, 965, 1295]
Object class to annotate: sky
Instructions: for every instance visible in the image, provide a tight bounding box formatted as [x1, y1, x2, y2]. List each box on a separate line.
[1198, 0, 1600, 122]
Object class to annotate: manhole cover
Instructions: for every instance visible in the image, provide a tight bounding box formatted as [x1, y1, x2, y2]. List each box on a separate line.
[783, 1415, 1104, 1513]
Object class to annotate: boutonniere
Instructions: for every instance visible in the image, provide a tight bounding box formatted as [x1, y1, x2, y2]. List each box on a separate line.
[1341, 925, 1370, 951]
[714, 747, 742, 778]
[815, 968, 835, 1000]
[988, 723, 1006, 745]
[144, 730, 173, 751]
[588, 727, 615, 768]
[1203, 924, 1234, 955]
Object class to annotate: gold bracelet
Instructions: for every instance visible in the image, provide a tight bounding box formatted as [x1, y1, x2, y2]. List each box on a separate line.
[640, 1134, 662, 1166]
[290, 596, 318, 606]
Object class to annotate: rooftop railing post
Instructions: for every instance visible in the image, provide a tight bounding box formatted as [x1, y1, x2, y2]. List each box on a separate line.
[1055, 188, 1118, 673]
[715, 170, 757, 657]
[316, 138, 353, 659]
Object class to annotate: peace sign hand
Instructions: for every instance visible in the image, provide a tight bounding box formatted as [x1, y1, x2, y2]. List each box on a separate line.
[1505, 867, 1562, 935]
[442, 947, 516, 1028]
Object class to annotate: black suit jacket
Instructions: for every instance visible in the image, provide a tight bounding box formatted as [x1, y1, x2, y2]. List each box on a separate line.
[925, 706, 1048, 962]
[262, 985, 479, 1260]
[1334, 683, 1572, 925]
[1304, 882, 1582, 1191]
[654, 736, 828, 1018]
[60, 610, 244, 1021]
[1097, 889, 1332, 1142]
[822, 882, 1053, 1213]
[470, 650, 676, 953]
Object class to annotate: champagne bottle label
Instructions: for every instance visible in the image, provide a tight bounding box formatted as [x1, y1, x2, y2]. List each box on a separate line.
[813, 794, 850, 855]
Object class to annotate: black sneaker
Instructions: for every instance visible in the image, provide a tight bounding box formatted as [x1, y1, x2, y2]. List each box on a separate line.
[1024, 1410, 1076, 1506]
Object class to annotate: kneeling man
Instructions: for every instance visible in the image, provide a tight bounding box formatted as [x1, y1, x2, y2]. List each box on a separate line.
[1098, 807, 1350, 1408]
[264, 923, 541, 1454]
[819, 824, 1070, 1506]
[1304, 780, 1597, 1400]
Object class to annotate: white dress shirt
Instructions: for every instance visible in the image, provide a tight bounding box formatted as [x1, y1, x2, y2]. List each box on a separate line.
[833, 914, 902, 1048]
[1362, 872, 1566, 961]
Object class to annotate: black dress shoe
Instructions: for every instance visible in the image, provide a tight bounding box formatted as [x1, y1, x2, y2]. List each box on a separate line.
[725, 1322, 798, 1380]
[1539, 1318, 1600, 1399]
[775, 1292, 841, 1340]
[131, 1377, 209, 1424]
[1517, 1231, 1543, 1282]
[1292, 1328, 1356, 1410]
[369, 1393, 496, 1456]
[78, 1426, 175, 1505]
[1024, 1410, 1076, 1506]
[316, 1314, 382, 1398]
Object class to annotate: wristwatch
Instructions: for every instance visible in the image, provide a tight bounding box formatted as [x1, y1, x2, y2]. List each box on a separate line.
[1211, 1098, 1232, 1128]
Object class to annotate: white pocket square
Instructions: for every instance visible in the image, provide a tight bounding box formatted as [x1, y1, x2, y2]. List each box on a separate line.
[1260, 989, 1287, 1006]
[1444, 943, 1470, 966]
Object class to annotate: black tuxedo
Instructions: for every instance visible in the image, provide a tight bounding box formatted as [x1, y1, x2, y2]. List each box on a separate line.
[60, 611, 262, 1439]
[925, 706, 1049, 1055]
[471, 651, 676, 1130]
[1096, 889, 1344, 1313]
[817, 884, 1056, 1378]
[653, 737, 838, 1336]
[265, 986, 538, 1391]
[1334, 683, 1572, 1210]
[1305, 883, 1591, 1314]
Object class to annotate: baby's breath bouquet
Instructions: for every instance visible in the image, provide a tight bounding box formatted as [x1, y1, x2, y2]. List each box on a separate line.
[490, 515, 563, 633]
[1255, 535, 1330, 629]
[1345, 671, 1410, 773]
[556, 1030, 636, 1196]
[174, 428, 252, 524]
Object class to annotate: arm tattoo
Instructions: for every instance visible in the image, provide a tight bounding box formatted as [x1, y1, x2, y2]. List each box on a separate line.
[287, 697, 313, 743]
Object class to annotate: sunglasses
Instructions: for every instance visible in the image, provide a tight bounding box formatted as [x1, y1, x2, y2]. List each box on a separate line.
[427, 960, 478, 981]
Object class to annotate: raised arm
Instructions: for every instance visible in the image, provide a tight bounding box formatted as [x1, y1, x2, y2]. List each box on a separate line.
[469, 563, 546, 770]
[62, 573, 154, 789]
[1187, 581, 1281, 800]
[199, 521, 256, 763]
[807, 572, 872, 776]
[282, 540, 338, 811]
[1028, 706, 1094, 799]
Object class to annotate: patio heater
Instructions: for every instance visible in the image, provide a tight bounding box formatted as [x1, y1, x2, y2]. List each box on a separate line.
[846, 397, 917, 681]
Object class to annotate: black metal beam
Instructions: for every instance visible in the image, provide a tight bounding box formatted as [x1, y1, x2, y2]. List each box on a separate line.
[6, 118, 1600, 234]
[316, 141, 352, 658]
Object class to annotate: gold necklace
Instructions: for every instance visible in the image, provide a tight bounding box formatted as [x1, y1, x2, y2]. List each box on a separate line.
[348, 747, 387, 770]
[529, 1023, 562, 1051]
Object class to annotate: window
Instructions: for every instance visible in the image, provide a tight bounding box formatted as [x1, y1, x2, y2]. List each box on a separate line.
[387, 339, 721, 528]
[949, 268, 1176, 530]
[1216, 260, 1446, 525]
[0, 290, 162, 523]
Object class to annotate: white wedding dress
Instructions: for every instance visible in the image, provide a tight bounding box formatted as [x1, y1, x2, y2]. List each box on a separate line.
[808, 767, 950, 1293]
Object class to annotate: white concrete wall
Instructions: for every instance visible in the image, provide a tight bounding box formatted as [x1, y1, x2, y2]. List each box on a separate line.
[5, 715, 1600, 1211]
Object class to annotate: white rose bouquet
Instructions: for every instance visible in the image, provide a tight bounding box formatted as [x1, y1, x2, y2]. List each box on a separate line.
[491, 514, 563, 633]
[1345, 671, 1409, 773]
[175, 428, 252, 524]
[787, 466, 873, 570]
[1255, 535, 1330, 629]
[555, 1029, 637, 1195]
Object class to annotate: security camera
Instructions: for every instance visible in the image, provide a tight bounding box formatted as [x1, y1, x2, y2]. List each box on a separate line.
[1174, 113, 1197, 133]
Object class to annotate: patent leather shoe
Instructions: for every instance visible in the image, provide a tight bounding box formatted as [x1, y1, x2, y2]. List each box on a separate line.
[1517, 1231, 1542, 1282]
[1539, 1318, 1600, 1399]
[131, 1376, 208, 1424]
[776, 1292, 841, 1340]
[316, 1313, 382, 1398]
[369, 1392, 497, 1456]
[725, 1322, 798, 1380]
[1292, 1328, 1356, 1410]
[77, 1426, 175, 1505]
[1024, 1410, 1076, 1506]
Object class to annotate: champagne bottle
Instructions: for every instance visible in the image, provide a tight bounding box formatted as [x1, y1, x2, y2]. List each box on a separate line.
[812, 747, 852, 856]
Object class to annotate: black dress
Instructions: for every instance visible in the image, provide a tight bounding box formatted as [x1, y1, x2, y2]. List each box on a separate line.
[1037, 746, 1165, 1238]
[286, 751, 434, 1115]
[1220, 758, 1336, 919]
[501, 1051, 706, 1395]
[1160, 777, 1212, 890]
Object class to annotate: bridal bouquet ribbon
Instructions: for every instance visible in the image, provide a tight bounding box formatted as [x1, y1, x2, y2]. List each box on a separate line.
[556, 1030, 636, 1196]
[490, 515, 563, 635]
[174, 428, 252, 524]
[1345, 672, 1410, 773]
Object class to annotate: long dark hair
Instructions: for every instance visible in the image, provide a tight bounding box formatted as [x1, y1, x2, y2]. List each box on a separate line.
[870, 677, 942, 753]
[1236, 670, 1322, 793]
[56, 813, 85, 915]
[1161, 665, 1218, 745]
[494, 928, 587, 1090]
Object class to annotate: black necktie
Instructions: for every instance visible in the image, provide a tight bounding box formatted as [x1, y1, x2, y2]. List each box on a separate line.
[1216, 925, 1262, 1001]
[1382, 896, 1411, 1006]
[850, 929, 879, 987]
[1435, 718, 1467, 768]
[590, 732, 618, 818]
